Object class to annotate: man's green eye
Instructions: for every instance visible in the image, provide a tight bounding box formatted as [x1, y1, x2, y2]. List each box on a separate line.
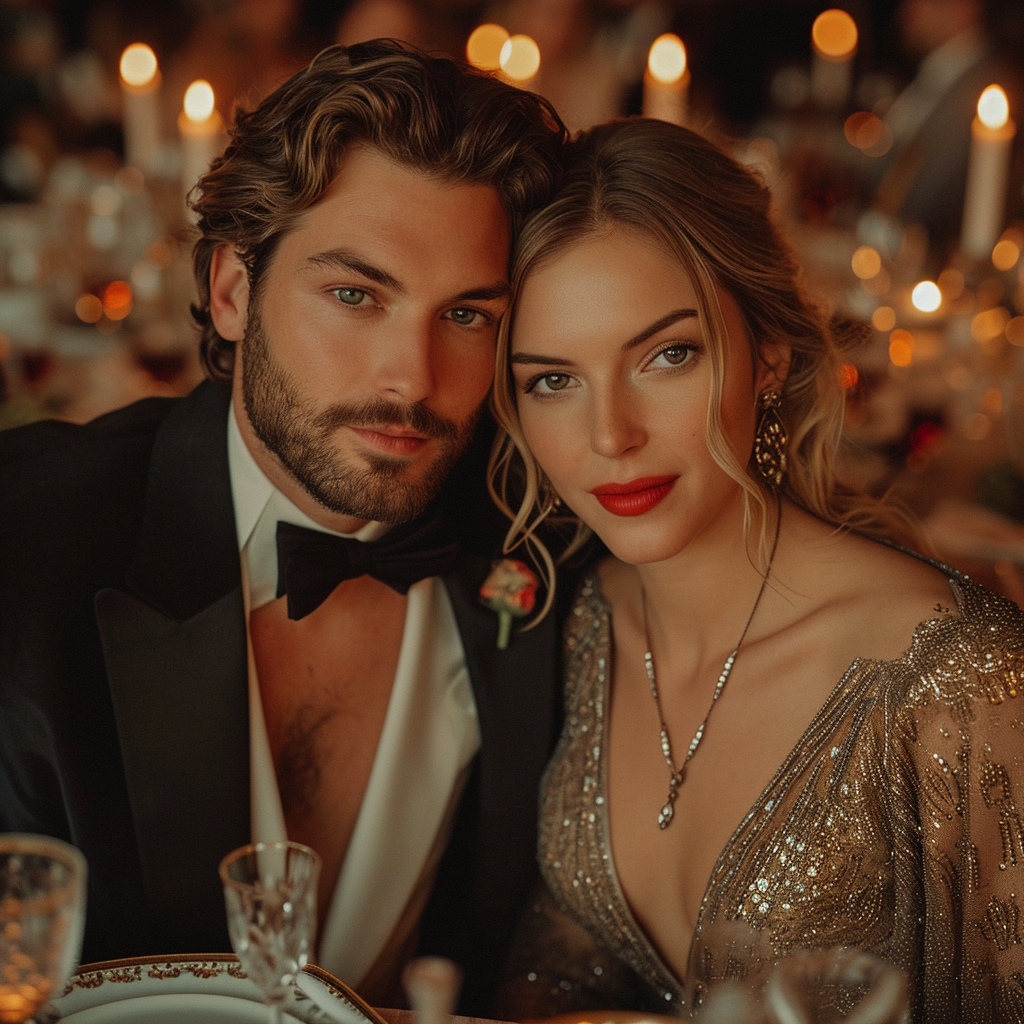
[336, 288, 366, 305]
[449, 307, 480, 325]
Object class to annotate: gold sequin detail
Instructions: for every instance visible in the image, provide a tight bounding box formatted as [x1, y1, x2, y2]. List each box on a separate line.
[531, 572, 1024, 1022]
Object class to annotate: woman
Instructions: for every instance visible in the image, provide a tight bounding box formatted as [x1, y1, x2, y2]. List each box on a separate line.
[488, 118, 1024, 1022]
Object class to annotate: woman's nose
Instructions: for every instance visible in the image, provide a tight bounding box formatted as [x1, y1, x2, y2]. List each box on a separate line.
[589, 390, 646, 459]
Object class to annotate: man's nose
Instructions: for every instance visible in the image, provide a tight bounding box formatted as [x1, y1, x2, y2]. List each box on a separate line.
[373, 318, 436, 404]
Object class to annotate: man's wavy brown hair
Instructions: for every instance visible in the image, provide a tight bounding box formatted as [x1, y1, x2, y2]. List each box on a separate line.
[189, 39, 567, 383]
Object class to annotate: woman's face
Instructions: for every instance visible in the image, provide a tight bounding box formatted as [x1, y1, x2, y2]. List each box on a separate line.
[510, 225, 770, 565]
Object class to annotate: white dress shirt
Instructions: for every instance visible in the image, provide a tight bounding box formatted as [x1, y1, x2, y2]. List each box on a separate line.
[227, 404, 481, 990]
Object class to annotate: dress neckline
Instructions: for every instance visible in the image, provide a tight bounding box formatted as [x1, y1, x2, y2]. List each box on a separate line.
[583, 568, 966, 1004]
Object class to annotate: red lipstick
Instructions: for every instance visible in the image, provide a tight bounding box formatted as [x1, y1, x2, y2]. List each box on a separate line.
[589, 475, 677, 517]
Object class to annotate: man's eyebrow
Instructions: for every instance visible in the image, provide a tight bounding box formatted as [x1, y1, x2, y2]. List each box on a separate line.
[305, 249, 403, 292]
[623, 308, 698, 350]
[510, 308, 698, 366]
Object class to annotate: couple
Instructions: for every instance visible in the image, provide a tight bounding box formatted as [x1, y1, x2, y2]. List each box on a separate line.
[1, 40, 1021, 1024]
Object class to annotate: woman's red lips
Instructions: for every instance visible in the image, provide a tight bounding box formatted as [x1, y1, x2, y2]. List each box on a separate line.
[589, 476, 677, 516]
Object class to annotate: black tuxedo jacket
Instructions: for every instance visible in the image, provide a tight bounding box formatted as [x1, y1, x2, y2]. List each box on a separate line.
[0, 381, 562, 1013]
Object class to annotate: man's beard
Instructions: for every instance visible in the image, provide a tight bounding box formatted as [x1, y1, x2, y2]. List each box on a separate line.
[241, 310, 479, 523]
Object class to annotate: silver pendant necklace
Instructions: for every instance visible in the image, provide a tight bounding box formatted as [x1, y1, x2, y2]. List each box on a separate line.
[641, 511, 782, 830]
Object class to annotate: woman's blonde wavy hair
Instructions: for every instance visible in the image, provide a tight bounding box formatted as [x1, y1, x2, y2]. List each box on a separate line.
[489, 118, 912, 620]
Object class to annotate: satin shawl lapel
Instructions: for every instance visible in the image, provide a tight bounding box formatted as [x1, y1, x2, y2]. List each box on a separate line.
[442, 557, 560, 937]
[94, 381, 250, 949]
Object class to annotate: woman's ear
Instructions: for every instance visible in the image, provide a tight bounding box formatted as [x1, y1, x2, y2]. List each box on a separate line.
[757, 339, 791, 394]
[209, 247, 250, 342]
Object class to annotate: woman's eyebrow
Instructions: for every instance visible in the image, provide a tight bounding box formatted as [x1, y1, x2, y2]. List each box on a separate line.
[510, 353, 577, 367]
[623, 308, 698, 351]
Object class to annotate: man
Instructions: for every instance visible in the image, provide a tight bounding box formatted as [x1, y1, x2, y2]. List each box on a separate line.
[0, 41, 566, 1012]
[872, 0, 1021, 252]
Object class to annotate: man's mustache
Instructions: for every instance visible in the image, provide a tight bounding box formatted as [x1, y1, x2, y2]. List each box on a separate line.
[312, 398, 463, 443]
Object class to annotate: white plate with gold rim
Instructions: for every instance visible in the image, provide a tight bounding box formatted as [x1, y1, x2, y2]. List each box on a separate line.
[43, 955, 385, 1024]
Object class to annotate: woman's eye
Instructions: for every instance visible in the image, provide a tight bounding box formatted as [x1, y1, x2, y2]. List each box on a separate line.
[446, 307, 483, 326]
[650, 344, 695, 368]
[533, 373, 573, 394]
[333, 287, 368, 306]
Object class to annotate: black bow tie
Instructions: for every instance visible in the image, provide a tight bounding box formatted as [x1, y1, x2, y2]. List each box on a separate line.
[275, 512, 460, 620]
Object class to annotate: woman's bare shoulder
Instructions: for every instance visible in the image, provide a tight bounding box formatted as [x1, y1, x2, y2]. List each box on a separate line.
[771, 511, 965, 665]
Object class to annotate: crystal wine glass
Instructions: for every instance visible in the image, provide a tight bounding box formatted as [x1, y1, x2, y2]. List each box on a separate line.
[219, 841, 321, 1024]
[763, 947, 909, 1024]
[0, 834, 87, 1024]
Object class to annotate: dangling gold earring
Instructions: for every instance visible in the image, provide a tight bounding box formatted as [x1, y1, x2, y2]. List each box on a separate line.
[539, 480, 562, 518]
[753, 390, 788, 487]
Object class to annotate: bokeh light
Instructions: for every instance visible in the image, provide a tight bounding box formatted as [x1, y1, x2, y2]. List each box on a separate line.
[992, 238, 1021, 271]
[843, 112, 892, 156]
[871, 306, 896, 331]
[75, 294, 103, 324]
[102, 280, 133, 321]
[183, 80, 215, 122]
[120, 44, 158, 87]
[648, 34, 687, 84]
[889, 329, 914, 366]
[467, 24, 509, 71]
[971, 306, 1011, 342]
[978, 86, 1009, 130]
[911, 280, 941, 312]
[499, 35, 540, 82]
[812, 9, 858, 59]
[851, 246, 881, 279]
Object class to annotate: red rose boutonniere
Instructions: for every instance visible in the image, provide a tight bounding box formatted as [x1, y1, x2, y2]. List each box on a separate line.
[479, 558, 539, 649]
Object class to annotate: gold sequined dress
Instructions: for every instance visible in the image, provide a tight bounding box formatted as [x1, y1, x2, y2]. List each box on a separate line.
[499, 570, 1024, 1023]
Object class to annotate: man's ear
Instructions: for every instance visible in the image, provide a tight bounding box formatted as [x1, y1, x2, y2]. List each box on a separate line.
[757, 339, 791, 394]
[209, 247, 250, 342]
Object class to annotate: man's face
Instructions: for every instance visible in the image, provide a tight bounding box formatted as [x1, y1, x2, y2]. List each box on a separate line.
[228, 146, 511, 525]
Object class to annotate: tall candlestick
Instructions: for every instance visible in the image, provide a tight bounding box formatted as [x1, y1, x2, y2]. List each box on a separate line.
[119, 43, 161, 175]
[810, 9, 857, 110]
[961, 85, 1016, 261]
[643, 34, 688, 126]
[179, 79, 224, 218]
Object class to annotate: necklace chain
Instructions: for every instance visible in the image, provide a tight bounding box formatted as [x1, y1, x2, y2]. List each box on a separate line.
[642, 511, 782, 830]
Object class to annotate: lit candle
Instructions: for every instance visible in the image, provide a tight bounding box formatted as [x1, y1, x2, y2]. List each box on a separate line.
[178, 79, 223, 215]
[499, 34, 540, 86]
[810, 9, 857, 110]
[961, 85, 1016, 261]
[643, 34, 688, 125]
[119, 43, 161, 174]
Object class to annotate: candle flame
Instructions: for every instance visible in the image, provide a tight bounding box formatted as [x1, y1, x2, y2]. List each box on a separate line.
[911, 280, 941, 312]
[499, 34, 540, 82]
[978, 85, 1009, 130]
[467, 24, 510, 70]
[184, 80, 216, 123]
[812, 9, 857, 60]
[648, 34, 687, 84]
[120, 43, 158, 87]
